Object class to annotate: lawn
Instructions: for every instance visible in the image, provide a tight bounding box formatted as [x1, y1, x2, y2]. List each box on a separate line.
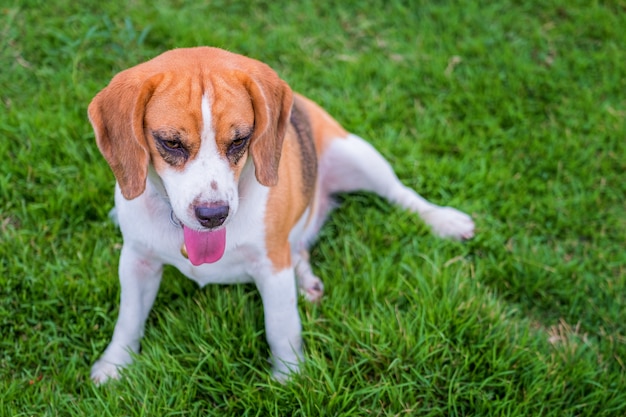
[1, 0, 625, 415]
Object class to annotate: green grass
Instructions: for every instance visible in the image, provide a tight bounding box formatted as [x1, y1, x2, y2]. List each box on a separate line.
[1, 0, 625, 415]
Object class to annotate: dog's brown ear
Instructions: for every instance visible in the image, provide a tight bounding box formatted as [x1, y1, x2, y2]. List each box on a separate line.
[241, 66, 293, 187]
[88, 71, 164, 200]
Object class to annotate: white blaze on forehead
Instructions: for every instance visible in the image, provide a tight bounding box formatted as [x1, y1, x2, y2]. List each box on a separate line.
[190, 93, 236, 198]
[191, 93, 225, 178]
[201, 94, 216, 148]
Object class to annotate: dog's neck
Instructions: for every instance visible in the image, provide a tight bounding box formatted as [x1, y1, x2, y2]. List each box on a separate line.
[147, 165, 169, 200]
[146, 166, 181, 227]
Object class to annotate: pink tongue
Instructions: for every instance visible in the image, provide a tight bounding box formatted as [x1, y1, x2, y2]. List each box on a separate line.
[183, 226, 226, 266]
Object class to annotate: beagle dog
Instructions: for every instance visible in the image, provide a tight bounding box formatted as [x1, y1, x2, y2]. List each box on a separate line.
[88, 46, 475, 384]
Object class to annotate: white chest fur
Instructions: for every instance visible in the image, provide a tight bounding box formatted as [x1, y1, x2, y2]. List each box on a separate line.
[114, 167, 277, 286]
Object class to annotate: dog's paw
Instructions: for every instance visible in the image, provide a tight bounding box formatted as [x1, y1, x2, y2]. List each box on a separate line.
[271, 368, 293, 384]
[295, 252, 325, 302]
[271, 358, 301, 384]
[423, 206, 475, 241]
[299, 276, 324, 303]
[90, 359, 122, 385]
[90, 346, 135, 385]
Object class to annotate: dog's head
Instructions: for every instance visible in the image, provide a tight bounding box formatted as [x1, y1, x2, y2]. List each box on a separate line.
[88, 47, 293, 264]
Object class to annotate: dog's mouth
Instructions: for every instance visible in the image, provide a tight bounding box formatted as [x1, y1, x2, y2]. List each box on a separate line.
[182, 226, 226, 266]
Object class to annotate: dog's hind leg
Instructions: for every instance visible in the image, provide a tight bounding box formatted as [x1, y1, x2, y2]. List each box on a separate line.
[294, 250, 324, 302]
[319, 134, 475, 240]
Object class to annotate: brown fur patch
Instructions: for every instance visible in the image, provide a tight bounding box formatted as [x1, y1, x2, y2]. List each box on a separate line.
[264, 126, 311, 271]
[264, 95, 349, 271]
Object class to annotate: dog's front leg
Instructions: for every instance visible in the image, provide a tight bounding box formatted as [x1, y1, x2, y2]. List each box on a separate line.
[91, 245, 163, 384]
[254, 266, 303, 382]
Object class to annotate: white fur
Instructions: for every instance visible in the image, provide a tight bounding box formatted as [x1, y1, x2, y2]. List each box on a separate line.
[314, 134, 475, 240]
[91, 98, 475, 385]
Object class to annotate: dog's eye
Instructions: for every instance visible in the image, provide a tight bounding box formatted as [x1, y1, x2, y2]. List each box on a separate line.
[226, 134, 251, 164]
[231, 137, 246, 148]
[153, 131, 184, 151]
[152, 130, 189, 165]
[229, 135, 250, 151]
[162, 139, 182, 150]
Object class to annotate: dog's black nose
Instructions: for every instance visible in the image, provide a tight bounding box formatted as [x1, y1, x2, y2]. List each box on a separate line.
[194, 204, 229, 229]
